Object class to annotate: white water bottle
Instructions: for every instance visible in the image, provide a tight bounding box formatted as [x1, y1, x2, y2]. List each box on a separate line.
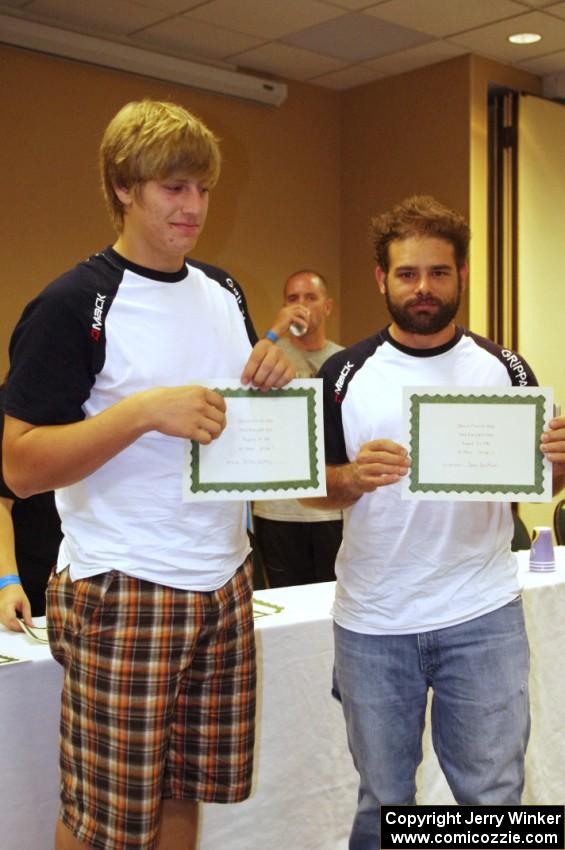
[289, 309, 309, 337]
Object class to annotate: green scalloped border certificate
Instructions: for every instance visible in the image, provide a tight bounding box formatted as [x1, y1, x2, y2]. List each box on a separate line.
[182, 378, 326, 502]
[401, 386, 553, 502]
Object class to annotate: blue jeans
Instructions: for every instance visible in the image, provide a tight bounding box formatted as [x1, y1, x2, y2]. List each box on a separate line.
[333, 598, 531, 850]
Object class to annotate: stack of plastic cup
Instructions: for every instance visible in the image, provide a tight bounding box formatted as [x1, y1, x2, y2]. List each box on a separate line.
[529, 526, 556, 572]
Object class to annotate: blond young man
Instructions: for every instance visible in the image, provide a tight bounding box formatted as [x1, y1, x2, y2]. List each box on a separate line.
[253, 270, 343, 586]
[3, 99, 293, 850]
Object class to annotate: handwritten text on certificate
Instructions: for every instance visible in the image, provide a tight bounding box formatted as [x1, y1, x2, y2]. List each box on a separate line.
[183, 379, 326, 502]
[401, 386, 553, 502]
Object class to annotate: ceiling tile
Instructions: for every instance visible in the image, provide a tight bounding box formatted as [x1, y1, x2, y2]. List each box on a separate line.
[449, 10, 565, 62]
[517, 47, 565, 71]
[313, 64, 385, 89]
[133, 0, 206, 15]
[365, 39, 467, 74]
[516, 0, 563, 6]
[133, 17, 263, 61]
[184, 0, 345, 40]
[3, 0, 561, 91]
[133, 0, 207, 11]
[25, 0, 167, 35]
[365, 0, 526, 38]
[282, 11, 433, 62]
[230, 42, 347, 80]
[318, 0, 381, 9]
[543, 1, 565, 17]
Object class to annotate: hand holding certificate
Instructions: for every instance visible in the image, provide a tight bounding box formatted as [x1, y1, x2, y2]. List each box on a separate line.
[401, 386, 553, 502]
[182, 379, 326, 502]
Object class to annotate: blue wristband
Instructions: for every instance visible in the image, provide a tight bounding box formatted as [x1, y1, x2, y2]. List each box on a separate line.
[0, 574, 21, 590]
[264, 329, 279, 343]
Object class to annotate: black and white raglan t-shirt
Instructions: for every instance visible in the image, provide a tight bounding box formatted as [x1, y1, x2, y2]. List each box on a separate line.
[318, 326, 538, 635]
[6, 247, 257, 591]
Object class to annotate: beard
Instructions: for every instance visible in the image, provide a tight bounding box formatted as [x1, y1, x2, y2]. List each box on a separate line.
[384, 280, 462, 336]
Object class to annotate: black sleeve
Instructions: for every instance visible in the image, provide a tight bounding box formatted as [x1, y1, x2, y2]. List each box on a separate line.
[318, 350, 351, 467]
[0, 385, 16, 499]
[225, 273, 258, 346]
[5, 267, 105, 426]
[466, 331, 539, 387]
[318, 334, 384, 467]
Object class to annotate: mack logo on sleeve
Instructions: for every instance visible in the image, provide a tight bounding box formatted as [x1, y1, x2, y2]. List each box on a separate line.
[334, 360, 355, 403]
[91, 293, 107, 341]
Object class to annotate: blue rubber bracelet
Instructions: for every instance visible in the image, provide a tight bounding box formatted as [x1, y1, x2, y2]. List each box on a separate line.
[264, 329, 279, 343]
[0, 574, 21, 590]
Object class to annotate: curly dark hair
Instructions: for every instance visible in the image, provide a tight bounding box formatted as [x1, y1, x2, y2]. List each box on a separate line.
[370, 195, 470, 272]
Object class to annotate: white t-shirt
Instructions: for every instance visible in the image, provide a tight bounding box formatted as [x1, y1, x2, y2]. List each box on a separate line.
[6, 248, 255, 591]
[319, 326, 538, 634]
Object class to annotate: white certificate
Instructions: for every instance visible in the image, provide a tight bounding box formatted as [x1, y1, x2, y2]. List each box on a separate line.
[182, 379, 326, 502]
[401, 386, 553, 502]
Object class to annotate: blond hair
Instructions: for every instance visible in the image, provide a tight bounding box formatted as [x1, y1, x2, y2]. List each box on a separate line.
[100, 99, 221, 232]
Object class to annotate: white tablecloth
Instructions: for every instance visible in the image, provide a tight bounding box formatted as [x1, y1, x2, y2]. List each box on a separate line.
[0, 582, 356, 850]
[417, 547, 565, 805]
[1, 549, 564, 850]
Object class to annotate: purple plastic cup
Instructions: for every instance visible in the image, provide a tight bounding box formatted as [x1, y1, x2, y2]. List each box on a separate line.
[529, 526, 555, 572]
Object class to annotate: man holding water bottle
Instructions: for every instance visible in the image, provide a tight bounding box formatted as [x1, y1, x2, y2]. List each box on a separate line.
[253, 270, 344, 586]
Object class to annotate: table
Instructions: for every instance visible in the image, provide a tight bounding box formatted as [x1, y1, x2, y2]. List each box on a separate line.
[1, 550, 564, 850]
[417, 547, 565, 805]
[0, 582, 357, 850]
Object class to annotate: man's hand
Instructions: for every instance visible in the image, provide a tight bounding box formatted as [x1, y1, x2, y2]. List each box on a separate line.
[305, 439, 410, 511]
[240, 339, 295, 390]
[0, 584, 32, 632]
[145, 386, 227, 444]
[4, 385, 229, 498]
[541, 414, 565, 494]
[349, 439, 411, 494]
[270, 304, 310, 338]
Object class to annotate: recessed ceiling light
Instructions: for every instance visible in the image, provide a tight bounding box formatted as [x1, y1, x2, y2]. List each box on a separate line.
[508, 32, 542, 45]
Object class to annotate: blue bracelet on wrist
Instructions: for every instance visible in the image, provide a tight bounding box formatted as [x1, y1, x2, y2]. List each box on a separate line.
[264, 329, 279, 343]
[0, 574, 21, 590]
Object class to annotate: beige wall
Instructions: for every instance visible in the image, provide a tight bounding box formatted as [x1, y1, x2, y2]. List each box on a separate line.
[0, 44, 542, 378]
[0, 44, 341, 376]
[339, 54, 541, 347]
[340, 56, 471, 346]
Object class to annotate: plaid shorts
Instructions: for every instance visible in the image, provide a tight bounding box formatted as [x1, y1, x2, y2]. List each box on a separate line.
[46, 558, 256, 850]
